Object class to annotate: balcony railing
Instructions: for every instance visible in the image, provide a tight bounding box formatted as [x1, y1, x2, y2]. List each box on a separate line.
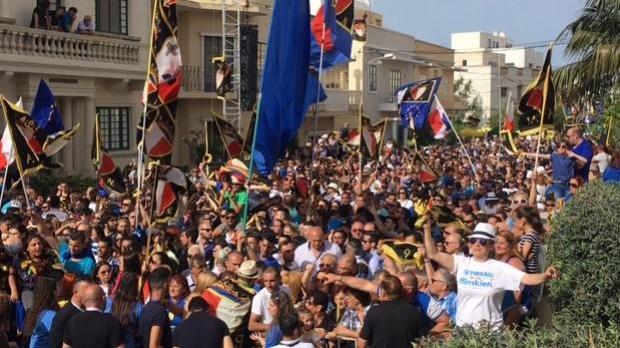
[182, 65, 206, 92]
[319, 89, 362, 113]
[0, 24, 142, 65]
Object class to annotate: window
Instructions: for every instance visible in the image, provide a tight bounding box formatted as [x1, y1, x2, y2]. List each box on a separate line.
[501, 87, 508, 97]
[96, 0, 128, 35]
[462, 59, 467, 66]
[369, 65, 377, 92]
[97, 107, 130, 151]
[389, 70, 401, 102]
[203, 36, 223, 92]
[517, 85, 523, 98]
[488, 39, 492, 48]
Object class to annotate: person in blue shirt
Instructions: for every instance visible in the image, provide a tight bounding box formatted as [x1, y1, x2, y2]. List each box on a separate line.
[59, 231, 96, 277]
[602, 151, 620, 184]
[566, 127, 594, 182]
[24, 276, 58, 348]
[523, 140, 583, 200]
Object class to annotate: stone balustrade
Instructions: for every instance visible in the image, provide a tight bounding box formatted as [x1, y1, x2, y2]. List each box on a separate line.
[0, 24, 141, 65]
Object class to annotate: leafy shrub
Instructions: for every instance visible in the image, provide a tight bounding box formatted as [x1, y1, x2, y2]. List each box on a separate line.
[28, 171, 97, 197]
[547, 182, 620, 326]
[421, 321, 620, 347]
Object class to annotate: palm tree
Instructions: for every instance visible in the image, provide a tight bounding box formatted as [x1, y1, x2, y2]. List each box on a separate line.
[554, 0, 620, 102]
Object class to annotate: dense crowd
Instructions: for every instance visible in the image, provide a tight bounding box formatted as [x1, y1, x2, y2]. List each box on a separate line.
[0, 126, 619, 348]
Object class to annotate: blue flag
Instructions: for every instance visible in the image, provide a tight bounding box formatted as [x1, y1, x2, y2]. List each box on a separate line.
[31, 79, 65, 136]
[254, 0, 324, 176]
[396, 77, 442, 130]
[309, 0, 354, 70]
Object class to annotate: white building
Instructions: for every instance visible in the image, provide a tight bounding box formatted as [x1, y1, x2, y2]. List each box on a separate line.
[451, 31, 544, 122]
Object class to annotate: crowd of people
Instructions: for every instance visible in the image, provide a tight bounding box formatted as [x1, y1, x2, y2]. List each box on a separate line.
[30, 1, 95, 35]
[0, 125, 618, 348]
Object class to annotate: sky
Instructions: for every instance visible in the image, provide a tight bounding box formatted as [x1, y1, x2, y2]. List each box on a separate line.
[372, 0, 585, 66]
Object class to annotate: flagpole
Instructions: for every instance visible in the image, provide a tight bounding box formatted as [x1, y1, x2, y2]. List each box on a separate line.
[497, 55, 502, 138]
[135, 0, 159, 232]
[311, 0, 328, 161]
[241, 96, 262, 235]
[440, 97, 479, 185]
[0, 148, 12, 204]
[145, 161, 160, 259]
[358, 98, 363, 191]
[203, 119, 210, 180]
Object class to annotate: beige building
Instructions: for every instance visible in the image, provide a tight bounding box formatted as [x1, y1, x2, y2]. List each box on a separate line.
[451, 31, 543, 122]
[0, 0, 459, 176]
[0, 0, 149, 175]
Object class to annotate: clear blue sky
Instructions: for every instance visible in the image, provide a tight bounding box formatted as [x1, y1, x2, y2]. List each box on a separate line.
[373, 0, 585, 66]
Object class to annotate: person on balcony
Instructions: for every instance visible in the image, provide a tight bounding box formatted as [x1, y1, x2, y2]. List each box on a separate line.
[30, 0, 51, 30]
[50, 7, 66, 32]
[63, 7, 79, 33]
[77, 15, 95, 35]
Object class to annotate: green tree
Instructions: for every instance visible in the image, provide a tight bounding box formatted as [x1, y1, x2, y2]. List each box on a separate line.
[554, 0, 620, 102]
[454, 77, 483, 122]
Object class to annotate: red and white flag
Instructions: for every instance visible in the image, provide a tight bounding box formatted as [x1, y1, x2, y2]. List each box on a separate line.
[0, 98, 23, 171]
[503, 90, 515, 132]
[427, 96, 451, 139]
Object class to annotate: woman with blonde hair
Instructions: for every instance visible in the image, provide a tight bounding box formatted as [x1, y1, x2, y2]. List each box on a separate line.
[193, 271, 217, 295]
[281, 270, 302, 303]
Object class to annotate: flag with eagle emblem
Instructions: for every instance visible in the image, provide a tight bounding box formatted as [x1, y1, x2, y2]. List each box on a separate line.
[137, 0, 183, 163]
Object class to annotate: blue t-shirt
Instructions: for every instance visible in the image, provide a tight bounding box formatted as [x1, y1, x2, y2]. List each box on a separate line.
[58, 242, 96, 277]
[550, 153, 574, 184]
[603, 166, 620, 184]
[265, 324, 283, 348]
[572, 140, 594, 181]
[29, 309, 56, 348]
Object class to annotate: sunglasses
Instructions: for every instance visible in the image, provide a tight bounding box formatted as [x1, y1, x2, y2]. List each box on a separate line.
[570, 183, 579, 187]
[468, 237, 491, 246]
[513, 199, 527, 204]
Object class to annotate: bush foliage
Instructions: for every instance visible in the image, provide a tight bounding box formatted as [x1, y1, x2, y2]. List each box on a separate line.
[422, 322, 620, 347]
[28, 171, 97, 197]
[547, 182, 620, 325]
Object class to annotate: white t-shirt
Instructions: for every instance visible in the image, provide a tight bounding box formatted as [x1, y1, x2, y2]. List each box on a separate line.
[593, 152, 611, 173]
[452, 254, 525, 330]
[251, 286, 291, 324]
[271, 340, 314, 348]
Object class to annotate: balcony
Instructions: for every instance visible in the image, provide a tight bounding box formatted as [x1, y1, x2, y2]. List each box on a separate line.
[378, 92, 399, 112]
[319, 89, 362, 113]
[0, 24, 145, 79]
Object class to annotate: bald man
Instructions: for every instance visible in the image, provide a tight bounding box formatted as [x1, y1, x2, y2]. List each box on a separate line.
[62, 285, 125, 348]
[294, 226, 342, 268]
